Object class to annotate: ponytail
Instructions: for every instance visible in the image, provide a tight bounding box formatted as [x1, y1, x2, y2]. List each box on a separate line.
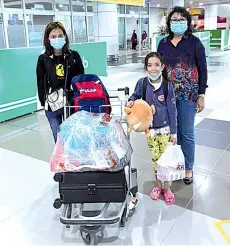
[162, 67, 168, 81]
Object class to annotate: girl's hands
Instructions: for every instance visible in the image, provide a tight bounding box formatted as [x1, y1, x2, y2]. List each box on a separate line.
[127, 100, 134, 108]
[170, 135, 177, 145]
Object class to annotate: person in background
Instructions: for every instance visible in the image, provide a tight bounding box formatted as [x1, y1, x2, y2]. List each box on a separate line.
[142, 31, 148, 49]
[157, 6, 208, 185]
[36, 21, 84, 142]
[131, 30, 137, 51]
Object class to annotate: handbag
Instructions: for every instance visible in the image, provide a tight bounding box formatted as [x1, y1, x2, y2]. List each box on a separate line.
[47, 88, 64, 112]
[45, 59, 69, 112]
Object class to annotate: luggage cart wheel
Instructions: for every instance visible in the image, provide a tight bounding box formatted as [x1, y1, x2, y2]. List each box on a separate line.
[53, 198, 62, 209]
[84, 233, 91, 245]
[80, 226, 103, 245]
[120, 205, 127, 228]
[80, 231, 97, 245]
[53, 173, 62, 182]
[66, 204, 72, 228]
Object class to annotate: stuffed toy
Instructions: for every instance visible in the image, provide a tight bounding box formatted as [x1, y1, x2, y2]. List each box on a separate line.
[124, 99, 155, 137]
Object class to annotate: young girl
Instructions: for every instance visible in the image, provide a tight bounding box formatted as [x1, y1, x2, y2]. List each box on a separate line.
[127, 52, 177, 205]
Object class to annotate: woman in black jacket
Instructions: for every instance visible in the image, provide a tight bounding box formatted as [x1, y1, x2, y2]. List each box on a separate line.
[36, 21, 84, 142]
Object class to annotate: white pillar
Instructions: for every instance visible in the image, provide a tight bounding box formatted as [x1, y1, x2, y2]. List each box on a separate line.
[93, 2, 119, 56]
[149, 8, 165, 35]
[205, 5, 218, 30]
[168, 0, 184, 10]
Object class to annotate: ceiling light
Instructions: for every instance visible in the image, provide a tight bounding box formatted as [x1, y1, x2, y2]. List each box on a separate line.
[59, 4, 63, 7]
[189, 1, 193, 3]
[199, 2, 203, 5]
[157, 4, 160, 7]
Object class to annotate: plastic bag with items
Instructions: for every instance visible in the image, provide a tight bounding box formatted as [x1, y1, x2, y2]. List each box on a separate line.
[157, 143, 185, 182]
[50, 110, 133, 173]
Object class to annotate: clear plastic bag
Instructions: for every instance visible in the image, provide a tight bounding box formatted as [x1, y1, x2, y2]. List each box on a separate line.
[50, 111, 133, 173]
[157, 143, 185, 182]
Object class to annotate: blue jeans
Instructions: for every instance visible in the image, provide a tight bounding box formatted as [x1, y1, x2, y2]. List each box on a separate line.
[176, 100, 196, 171]
[45, 108, 64, 142]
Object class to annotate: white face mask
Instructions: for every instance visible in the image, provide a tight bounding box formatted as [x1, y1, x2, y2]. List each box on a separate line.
[147, 72, 162, 81]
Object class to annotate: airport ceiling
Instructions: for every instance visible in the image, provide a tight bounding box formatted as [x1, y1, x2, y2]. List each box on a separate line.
[148, 0, 230, 8]
[2, 0, 230, 9]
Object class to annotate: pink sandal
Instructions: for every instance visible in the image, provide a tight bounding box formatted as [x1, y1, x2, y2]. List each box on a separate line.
[150, 187, 163, 200]
[163, 191, 175, 205]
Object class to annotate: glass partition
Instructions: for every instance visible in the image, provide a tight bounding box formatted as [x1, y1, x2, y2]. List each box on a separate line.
[55, 0, 70, 11]
[27, 14, 54, 47]
[118, 17, 125, 50]
[73, 15, 87, 43]
[0, 13, 5, 48]
[24, 0, 53, 10]
[55, 14, 72, 42]
[6, 12, 26, 48]
[4, 0, 23, 9]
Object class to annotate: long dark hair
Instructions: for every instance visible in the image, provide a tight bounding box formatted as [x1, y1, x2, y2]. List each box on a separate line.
[144, 52, 168, 80]
[43, 21, 70, 56]
[166, 6, 192, 39]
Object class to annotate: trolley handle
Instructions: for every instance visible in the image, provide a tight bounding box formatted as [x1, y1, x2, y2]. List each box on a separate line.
[109, 96, 119, 99]
[117, 87, 129, 96]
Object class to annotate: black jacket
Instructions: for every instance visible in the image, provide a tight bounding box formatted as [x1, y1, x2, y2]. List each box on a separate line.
[36, 50, 84, 107]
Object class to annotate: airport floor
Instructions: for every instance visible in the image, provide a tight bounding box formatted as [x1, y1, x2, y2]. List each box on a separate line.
[1, 49, 230, 245]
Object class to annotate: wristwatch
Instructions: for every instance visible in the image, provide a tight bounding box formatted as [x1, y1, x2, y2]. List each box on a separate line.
[199, 94, 205, 98]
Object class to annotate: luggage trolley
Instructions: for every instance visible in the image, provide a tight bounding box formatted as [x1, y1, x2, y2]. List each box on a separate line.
[53, 86, 138, 245]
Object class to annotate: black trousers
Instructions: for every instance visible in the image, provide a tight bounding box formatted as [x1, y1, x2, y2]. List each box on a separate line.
[132, 41, 137, 50]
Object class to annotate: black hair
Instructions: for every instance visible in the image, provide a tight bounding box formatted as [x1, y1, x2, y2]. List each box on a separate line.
[43, 21, 70, 56]
[166, 6, 192, 39]
[144, 52, 168, 80]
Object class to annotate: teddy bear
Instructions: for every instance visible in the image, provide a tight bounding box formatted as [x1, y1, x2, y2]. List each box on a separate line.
[124, 99, 155, 137]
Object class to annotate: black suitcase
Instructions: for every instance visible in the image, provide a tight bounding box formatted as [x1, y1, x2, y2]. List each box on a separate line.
[53, 169, 128, 208]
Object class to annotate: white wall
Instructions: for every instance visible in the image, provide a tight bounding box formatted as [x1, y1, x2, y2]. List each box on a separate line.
[149, 8, 166, 36]
[205, 5, 218, 30]
[218, 4, 230, 18]
[218, 4, 230, 29]
[93, 2, 119, 55]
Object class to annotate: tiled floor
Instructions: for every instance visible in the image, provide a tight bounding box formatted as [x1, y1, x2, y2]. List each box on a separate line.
[1, 49, 230, 245]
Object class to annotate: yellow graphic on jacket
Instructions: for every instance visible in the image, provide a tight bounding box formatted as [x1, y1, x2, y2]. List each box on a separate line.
[56, 64, 64, 77]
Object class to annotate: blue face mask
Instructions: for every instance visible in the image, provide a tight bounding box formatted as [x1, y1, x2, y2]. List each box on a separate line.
[148, 72, 162, 81]
[171, 21, 188, 35]
[50, 38, 66, 50]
